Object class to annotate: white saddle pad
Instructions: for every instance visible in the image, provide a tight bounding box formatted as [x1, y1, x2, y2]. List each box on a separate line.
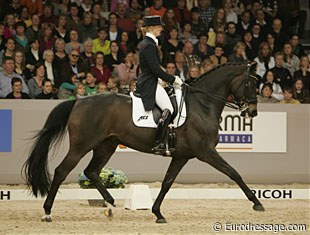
[130, 87, 186, 128]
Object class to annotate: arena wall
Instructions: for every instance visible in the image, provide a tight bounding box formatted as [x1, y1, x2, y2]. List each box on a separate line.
[0, 100, 309, 184]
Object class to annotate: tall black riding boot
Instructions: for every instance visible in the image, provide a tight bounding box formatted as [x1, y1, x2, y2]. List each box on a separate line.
[152, 109, 172, 155]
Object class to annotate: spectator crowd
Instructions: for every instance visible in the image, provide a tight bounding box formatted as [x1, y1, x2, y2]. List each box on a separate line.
[0, 0, 309, 103]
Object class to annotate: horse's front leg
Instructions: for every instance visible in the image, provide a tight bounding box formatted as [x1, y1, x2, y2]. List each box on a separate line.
[197, 148, 264, 211]
[152, 158, 188, 223]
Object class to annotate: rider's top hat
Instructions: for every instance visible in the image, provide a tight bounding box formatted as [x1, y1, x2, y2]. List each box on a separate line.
[143, 15, 164, 27]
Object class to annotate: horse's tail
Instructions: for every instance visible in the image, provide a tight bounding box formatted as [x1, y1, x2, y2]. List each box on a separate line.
[23, 100, 76, 197]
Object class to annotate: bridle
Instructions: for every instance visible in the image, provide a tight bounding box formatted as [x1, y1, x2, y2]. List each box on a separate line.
[186, 64, 258, 112]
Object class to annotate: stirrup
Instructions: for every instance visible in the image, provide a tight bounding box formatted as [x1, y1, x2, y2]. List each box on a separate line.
[152, 143, 166, 155]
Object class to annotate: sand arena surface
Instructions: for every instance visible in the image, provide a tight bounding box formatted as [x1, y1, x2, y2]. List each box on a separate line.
[0, 183, 309, 235]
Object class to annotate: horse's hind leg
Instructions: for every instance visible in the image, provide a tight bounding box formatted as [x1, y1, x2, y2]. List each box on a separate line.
[152, 158, 188, 223]
[84, 140, 118, 208]
[42, 148, 87, 222]
[197, 148, 264, 211]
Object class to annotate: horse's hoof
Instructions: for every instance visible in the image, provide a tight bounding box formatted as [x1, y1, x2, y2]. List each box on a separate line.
[41, 215, 52, 222]
[103, 208, 113, 220]
[156, 218, 167, 223]
[253, 204, 265, 211]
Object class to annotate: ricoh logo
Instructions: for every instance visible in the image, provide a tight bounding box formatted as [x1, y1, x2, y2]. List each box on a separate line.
[219, 114, 253, 144]
[137, 115, 148, 121]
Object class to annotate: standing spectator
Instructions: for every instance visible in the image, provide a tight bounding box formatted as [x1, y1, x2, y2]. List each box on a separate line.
[20, 0, 43, 16]
[90, 51, 111, 84]
[25, 39, 42, 78]
[259, 69, 283, 101]
[26, 14, 41, 43]
[242, 30, 255, 61]
[104, 40, 123, 71]
[254, 42, 275, 79]
[190, 7, 208, 39]
[92, 28, 111, 55]
[174, 0, 191, 28]
[183, 41, 201, 68]
[236, 10, 252, 35]
[193, 33, 214, 61]
[0, 38, 16, 66]
[209, 43, 227, 65]
[279, 87, 300, 104]
[294, 55, 310, 92]
[270, 52, 293, 90]
[35, 78, 58, 99]
[91, 1, 106, 31]
[150, 0, 166, 18]
[223, 0, 238, 24]
[293, 78, 310, 103]
[54, 14, 70, 43]
[3, 13, 16, 39]
[0, 57, 29, 98]
[225, 21, 241, 56]
[78, 12, 97, 43]
[80, 38, 95, 68]
[27, 62, 46, 98]
[256, 83, 279, 103]
[5, 76, 30, 99]
[107, 13, 123, 43]
[65, 29, 84, 54]
[116, 2, 135, 32]
[40, 3, 58, 24]
[282, 42, 300, 77]
[289, 34, 306, 58]
[39, 23, 56, 54]
[228, 41, 248, 63]
[14, 21, 28, 53]
[197, 0, 215, 26]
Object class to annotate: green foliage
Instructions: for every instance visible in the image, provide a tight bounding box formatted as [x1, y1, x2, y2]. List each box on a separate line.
[77, 167, 128, 189]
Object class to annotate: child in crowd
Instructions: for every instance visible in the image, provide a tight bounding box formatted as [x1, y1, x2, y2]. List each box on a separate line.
[35, 79, 58, 99]
[69, 82, 86, 100]
[293, 79, 310, 104]
[97, 82, 107, 93]
[84, 72, 97, 96]
[279, 87, 300, 104]
[107, 76, 120, 93]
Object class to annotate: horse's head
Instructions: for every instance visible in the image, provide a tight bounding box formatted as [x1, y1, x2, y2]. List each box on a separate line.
[231, 63, 258, 118]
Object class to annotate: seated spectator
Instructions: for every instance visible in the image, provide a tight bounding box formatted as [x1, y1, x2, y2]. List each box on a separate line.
[174, 0, 191, 28]
[259, 69, 283, 101]
[193, 33, 214, 62]
[179, 22, 198, 45]
[7, 0, 23, 16]
[266, 32, 276, 55]
[128, 18, 144, 51]
[53, 14, 70, 43]
[294, 55, 310, 92]
[78, 12, 97, 43]
[162, 8, 181, 34]
[0, 23, 5, 51]
[293, 78, 310, 104]
[225, 21, 241, 56]
[84, 72, 98, 96]
[185, 64, 200, 84]
[228, 41, 248, 63]
[119, 31, 131, 55]
[0, 38, 16, 66]
[270, 52, 293, 89]
[116, 2, 135, 32]
[223, 0, 238, 24]
[254, 42, 275, 79]
[190, 7, 208, 38]
[289, 34, 306, 58]
[282, 42, 300, 77]
[66, 3, 81, 31]
[25, 39, 42, 78]
[129, 78, 137, 92]
[14, 50, 31, 81]
[14, 21, 28, 53]
[92, 27, 111, 55]
[242, 30, 255, 61]
[107, 76, 120, 93]
[209, 44, 227, 66]
[69, 82, 86, 100]
[107, 13, 123, 43]
[250, 23, 263, 56]
[53, 38, 68, 80]
[26, 14, 41, 43]
[174, 50, 187, 81]
[80, 38, 94, 68]
[0, 57, 29, 98]
[20, 0, 43, 16]
[236, 9, 252, 35]
[3, 13, 15, 39]
[183, 41, 201, 69]
[35, 78, 58, 99]
[28, 62, 46, 98]
[115, 51, 138, 91]
[257, 83, 279, 103]
[268, 18, 288, 53]
[65, 29, 84, 54]
[253, 8, 270, 37]
[279, 87, 300, 104]
[110, 0, 130, 13]
[162, 27, 184, 63]
[39, 23, 56, 54]
[43, 49, 58, 87]
[200, 58, 215, 74]
[104, 40, 123, 71]
[150, 0, 166, 18]
[40, 3, 58, 24]
[90, 52, 111, 84]
[53, 0, 70, 16]
[5, 77, 30, 99]
[91, 2, 106, 31]
[97, 82, 107, 93]
[209, 8, 226, 32]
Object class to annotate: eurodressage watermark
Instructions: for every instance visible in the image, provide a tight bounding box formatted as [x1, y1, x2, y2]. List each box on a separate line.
[212, 222, 308, 233]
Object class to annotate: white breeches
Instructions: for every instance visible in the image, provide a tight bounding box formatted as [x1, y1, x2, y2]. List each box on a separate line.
[155, 83, 174, 113]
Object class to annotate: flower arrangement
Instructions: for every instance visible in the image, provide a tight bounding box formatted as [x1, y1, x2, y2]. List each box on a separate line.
[77, 167, 128, 189]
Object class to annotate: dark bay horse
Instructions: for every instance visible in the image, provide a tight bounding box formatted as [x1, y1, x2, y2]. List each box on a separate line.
[24, 63, 264, 223]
